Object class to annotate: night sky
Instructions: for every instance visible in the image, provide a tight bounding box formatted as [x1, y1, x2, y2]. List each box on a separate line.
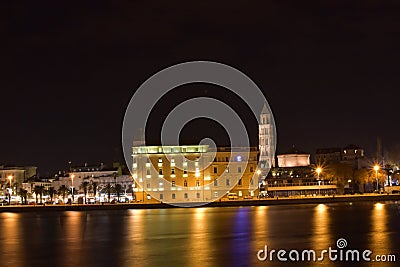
[1, 1, 400, 175]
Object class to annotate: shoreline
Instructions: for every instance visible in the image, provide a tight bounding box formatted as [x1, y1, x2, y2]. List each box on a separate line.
[0, 194, 399, 212]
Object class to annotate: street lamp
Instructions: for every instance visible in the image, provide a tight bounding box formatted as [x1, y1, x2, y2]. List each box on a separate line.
[373, 165, 380, 192]
[316, 167, 322, 178]
[7, 175, 13, 205]
[71, 174, 75, 203]
[316, 167, 322, 195]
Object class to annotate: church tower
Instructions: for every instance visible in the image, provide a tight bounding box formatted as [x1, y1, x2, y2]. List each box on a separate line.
[259, 103, 275, 170]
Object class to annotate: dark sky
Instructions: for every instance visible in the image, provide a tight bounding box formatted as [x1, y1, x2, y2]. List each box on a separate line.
[1, 1, 400, 175]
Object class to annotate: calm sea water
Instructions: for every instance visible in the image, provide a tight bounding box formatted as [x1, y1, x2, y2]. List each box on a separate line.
[0, 202, 399, 267]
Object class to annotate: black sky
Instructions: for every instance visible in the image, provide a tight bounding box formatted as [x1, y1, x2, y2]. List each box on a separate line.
[1, 1, 400, 175]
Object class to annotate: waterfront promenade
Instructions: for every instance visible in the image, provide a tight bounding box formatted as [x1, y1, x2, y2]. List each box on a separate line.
[0, 193, 399, 212]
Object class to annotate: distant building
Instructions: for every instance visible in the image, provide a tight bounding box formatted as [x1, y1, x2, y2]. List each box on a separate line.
[263, 147, 337, 197]
[0, 165, 37, 196]
[315, 144, 366, 169]
[277, 147, 310, 168]
[52, 163, 132, 196]
[342, 144, 365, 161]
[315, 148, 342, 164]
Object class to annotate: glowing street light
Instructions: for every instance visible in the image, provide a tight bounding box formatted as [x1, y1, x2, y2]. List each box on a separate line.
[71, 174, 75, 203]
[315, 167, 322, 195]
[7, 175, 13, 205]
[373, 165, 380, 192]
[316, 167, 322, 178]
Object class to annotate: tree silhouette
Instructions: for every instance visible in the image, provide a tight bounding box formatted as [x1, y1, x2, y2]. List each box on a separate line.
[115, 184, 123, 202]
[80, 181, 90, 204]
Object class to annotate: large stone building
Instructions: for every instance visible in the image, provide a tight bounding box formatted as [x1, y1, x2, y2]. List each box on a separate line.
[132, 145, 259, 203]
[131, 104, 274, 204]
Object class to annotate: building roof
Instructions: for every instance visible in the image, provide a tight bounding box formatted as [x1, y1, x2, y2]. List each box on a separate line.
[261, 103, 269, 114]
[280, 146, 309, 155]
[316, 148, 342, 154]
[344, 144, 362, 150]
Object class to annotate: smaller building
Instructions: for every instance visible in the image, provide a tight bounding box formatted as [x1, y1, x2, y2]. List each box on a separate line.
[277, 147, 310, 168]
[52, 163, 133, 200]
[315, 144, 366, 169]
[315, 148, 342, 164]
[342, 144, 364, 161]
[0, 165, 37, 197]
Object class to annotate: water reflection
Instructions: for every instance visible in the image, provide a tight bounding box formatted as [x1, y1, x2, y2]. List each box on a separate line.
[60, 211, 89, 267]
[369, 203, 389, 255]
[0, 213, 25, 267]
[188, 208, 212, 267]
[312, 204, 332, 249]
[0, 203, 398, 267]
[126, 209, 147, 265]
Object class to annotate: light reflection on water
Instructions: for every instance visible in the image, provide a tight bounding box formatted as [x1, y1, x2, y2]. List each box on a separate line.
[312, 204, 332, 249]
[0, 202, 398, 267]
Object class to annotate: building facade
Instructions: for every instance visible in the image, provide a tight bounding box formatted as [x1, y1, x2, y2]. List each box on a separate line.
[132, 145, 260, 203]
[52, 164, 133, 199]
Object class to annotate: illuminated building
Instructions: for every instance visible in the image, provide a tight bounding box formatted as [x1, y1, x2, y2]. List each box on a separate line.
[132, 146, 259, 202]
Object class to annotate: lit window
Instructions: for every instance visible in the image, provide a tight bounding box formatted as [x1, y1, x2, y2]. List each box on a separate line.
[172, 181, 176, 187]
[236, 156, 242, 162]
[214, 192, 218, 198]
[158, 157, 162, 163]
[226, 167, 229, 173]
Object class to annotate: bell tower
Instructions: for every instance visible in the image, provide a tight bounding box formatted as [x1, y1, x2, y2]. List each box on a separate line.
[259, 103, 275, 170]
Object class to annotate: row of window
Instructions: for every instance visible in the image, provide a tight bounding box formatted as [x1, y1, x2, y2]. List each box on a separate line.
[134, 157, 258, 165]
[144, 178, 253, 188]
[139, 165, 255, 176]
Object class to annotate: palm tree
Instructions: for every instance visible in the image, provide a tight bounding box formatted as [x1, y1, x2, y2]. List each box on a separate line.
[115, 184, 123, 202]
[57, 185, 70, 203]
[80, 181, 90, 204]
[33, 185, 45, 204]
[91, 182, 98, 202]
[19, 189, 28, 205]
[48, 187, 55, 203]
[103, 183, 113, 202]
